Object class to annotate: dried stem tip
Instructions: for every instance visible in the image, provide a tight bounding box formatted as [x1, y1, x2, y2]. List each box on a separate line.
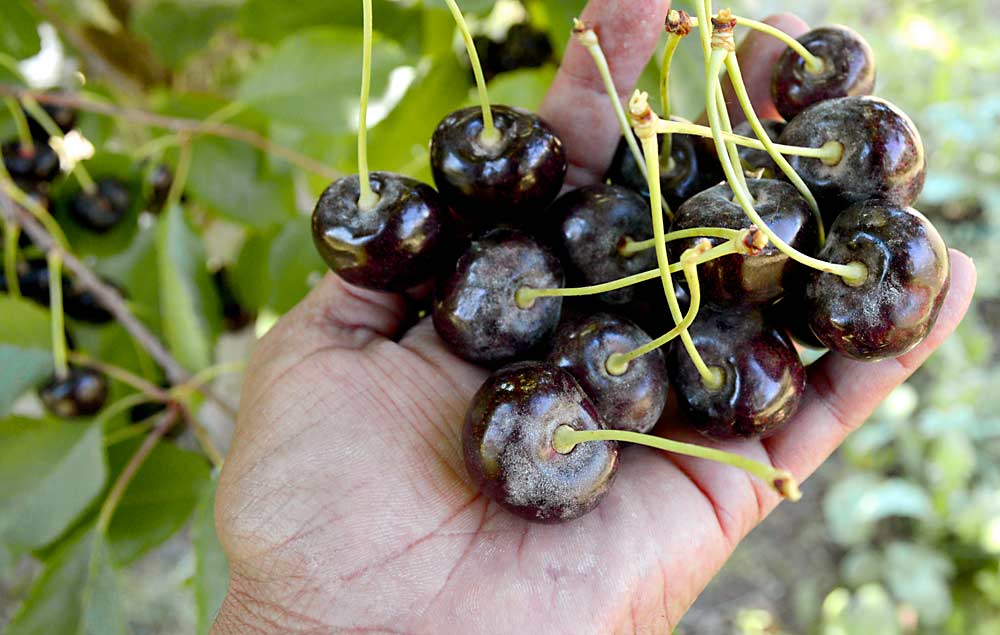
[628, 90, 657, 139]
[739, 226, 770, 256]
[572, 19, 599, 47]
[711, 10, 738, 51]
[665, 10, 693, 36]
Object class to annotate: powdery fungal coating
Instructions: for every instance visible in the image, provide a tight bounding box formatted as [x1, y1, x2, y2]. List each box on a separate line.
[805, 200, 950, 360]
[669, 179, 819, 306]
[779, 96, 926, 224]
[733, 119, 786, 178]
[429, 105, 566, 226]
[771, 25, 876, 121]
[548, 313, 667, 434]
[605, 131, 707, 211]
[433, 229, 563, 366]
[550, 184, 657, 305]
[462, 361, 619, 522]
[311, 172, 451, 292]
[669, 305, 806, 440]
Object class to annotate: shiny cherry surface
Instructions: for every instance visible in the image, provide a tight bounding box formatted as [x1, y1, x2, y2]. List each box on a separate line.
[669, 305, 805, 440]
[669, 179, 819, 306]
[2, 141, 60, 182]
[606, 131, 707, 210]
[312, 172, 451, 292]
[463, 361, 619, 523]
[780, 96, 926, 224]
[805, 200, 950, 360]
[433, 229, 563, 366]
[549, 313, 667, 434]
[38, 367, 109, 418]
[68, 178, 132, 233]
[772, 26, 876, 121]
[429, 105, 566, 226]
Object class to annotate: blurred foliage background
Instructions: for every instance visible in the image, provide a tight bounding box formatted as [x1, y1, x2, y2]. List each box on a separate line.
[0, 0, 996, 634]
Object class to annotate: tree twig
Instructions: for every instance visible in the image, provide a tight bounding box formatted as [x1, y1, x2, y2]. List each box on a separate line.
[0, 189, 238, 420]
[0, 86, 341, 182]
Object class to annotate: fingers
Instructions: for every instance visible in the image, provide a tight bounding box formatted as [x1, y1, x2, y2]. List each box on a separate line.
[764, 249, 978, 484]
[539, 0, 672, 188]
[698, 13, 809, 126]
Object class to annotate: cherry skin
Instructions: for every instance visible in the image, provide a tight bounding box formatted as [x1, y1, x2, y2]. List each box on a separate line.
[548, 312, 667, 434]
[433, 229, 563, 366]
[548, 184, 657, 305]
[605, 130, 707, 210]
[0, 258, 116, 324]
[779, 96, 926, 224]
[2, 141, 60, 182]
[68, 177, 132, 233]
[768, 292, 826, 350]
[772, 25, 876, 122]
[805, 199, 950, 360]
[669, 305, 806, 440]
[311, 172, 452, 292]
[429, 105, 566, 227]
[38, 367, 109, 418]
[463, 361, 619, 523]
[733, 119, 785, 178]
[669, 179, 819, 306]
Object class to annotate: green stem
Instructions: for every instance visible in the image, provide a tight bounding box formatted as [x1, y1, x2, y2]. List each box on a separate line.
[552, 425, 802, 501]
[4, 96, 34, 154]
[734, 16, 824, 73]
[357, 0, 379, 211]
[444, 0, 498, 146]
[0, 171, 69, 249]
[3, 219, 20, 298]
[724, 51, 826, 244]
[705, 50, 865, 282]
[165, 137, 192, 211]
[22, 96, 97, 194]
[47, 251, 68, 379]
[619, 226, 744, 257]
[659, 34, 682, 165]
[654, 119, 841, 160]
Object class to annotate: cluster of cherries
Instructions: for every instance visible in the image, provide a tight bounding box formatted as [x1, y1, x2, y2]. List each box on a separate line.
[1, 101, 248, 425]
[313, 3, 950, 522]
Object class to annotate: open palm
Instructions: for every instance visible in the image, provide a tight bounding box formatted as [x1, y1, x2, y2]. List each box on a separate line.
[212, 2, 977, 633]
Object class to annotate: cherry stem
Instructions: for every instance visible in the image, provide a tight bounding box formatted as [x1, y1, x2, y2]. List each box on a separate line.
[444, 0, 499, 147]
[20, 95, 97, 195]
[2, 218, 20, 298]
[659, 32, 682, 166]
[618, 226, 744, 257]
[705, 48, 865, 283]
[552, 425, 802, 501]
[4, 96, 34, 154]
[47, 251, 69, 380]
[575, 21, 672, 221]
[653, 119, 841, 161]
[356, 0, 379, 211]
[629, 95, 721, 388]
[166, 135, 192, 212]
[0, 163, 69, 249]
[724, 50, 826, 244]
[516, 240, 738, 307]
[685, 14, 825, 74]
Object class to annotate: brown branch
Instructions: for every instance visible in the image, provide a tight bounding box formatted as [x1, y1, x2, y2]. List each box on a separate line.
[0, 190, 238, 421]
[0, 86, 342, 182]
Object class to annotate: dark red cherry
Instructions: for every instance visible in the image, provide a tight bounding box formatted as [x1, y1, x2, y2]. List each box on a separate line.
[2, 141, 60, 182]
[805, 200, 950, 360]
[38, 366, 109, 418]
[548, 313, 667, 434]
[549, 184, 657, 305]
[463, 361, 619, 522]
[429, 105, 566, 226]
[669, 179, 819, 306]
[26, 101, 77, 140]
[433, 229, 563, 366]
[68, 178, 132, 233]
[311, 172, 452, 292]
[733, 119, 785, 178]
[489, 23, 553, 77]
[1, 258, 116, 324]
[772, 26, 876, 121]
[768, 292, 826, 350]
[779, 96, 926, 224]
[213, 269, 254, 332]
[605, 129, 707, 210]
[669, 305, 805, 440]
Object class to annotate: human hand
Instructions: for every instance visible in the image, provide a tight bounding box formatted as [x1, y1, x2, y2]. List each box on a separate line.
[211, 1, 977, 633]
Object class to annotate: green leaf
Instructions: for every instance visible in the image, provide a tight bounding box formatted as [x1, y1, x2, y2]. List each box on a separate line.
[884, 541, 954, 626]
[186, 136, 295, 229]
[156, 204, 221, 372]
[192, 477, 229, 634]
[238, 27, 406, 134]
[231, 230, 275, 312]
[133, 1, 237, 69]
[0, 417, 106, 550]
[7, 527, 126, 635]
[0, 0, 42, 59]
[824, 474, 934, 545]
[0, 297, 53, 416]
[267, 220, 325, 313]
[106, 438, 211, 565]
[477, 66, 556, 112]
[423, 0, 496, 14]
